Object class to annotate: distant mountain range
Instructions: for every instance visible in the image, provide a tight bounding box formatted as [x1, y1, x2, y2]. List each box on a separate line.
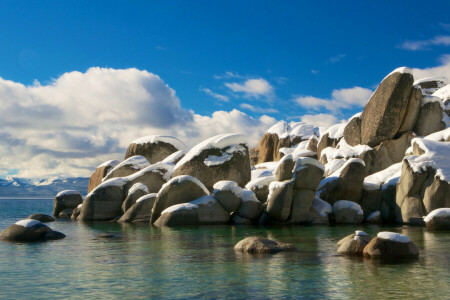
[0, 177, 89, 198]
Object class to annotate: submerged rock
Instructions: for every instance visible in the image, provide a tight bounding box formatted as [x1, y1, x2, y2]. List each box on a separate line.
[234, 236, 296, 253]
[0, 220, 65, 242]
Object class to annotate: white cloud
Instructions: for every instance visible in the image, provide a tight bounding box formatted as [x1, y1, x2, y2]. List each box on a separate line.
[239, 103, 278, 114]
[299, 113, 342, 129]
[0, 68, 277, 178]
[401, 35, 450, 51]
[410, 54, 450, 79]
[225, 78, 273, 98]
[214, 71, 244, 80]
[293, 86, 373, 113]
[200, 87, 229, 102]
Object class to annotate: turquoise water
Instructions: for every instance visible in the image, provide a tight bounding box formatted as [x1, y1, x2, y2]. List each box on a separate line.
[0, 199, 449, 299]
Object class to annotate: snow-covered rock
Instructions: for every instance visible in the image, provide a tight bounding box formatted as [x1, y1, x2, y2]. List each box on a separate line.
[363, 231, 419, 259]
[88, 160, 120, 193]
[0, 219, 65, 242]
[423, 208, 450, 231]
[103, 155, 150, 181]
[414, 77, 448, 95]
[125, 135, 187, 164]
[53, 190, 83, 218]
[119, 193, 157, 223]
[245, 175, 276, 203]
[333, 200, 364, 224]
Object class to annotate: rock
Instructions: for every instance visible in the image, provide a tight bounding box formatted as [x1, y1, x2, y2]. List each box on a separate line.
[363, 232, 419, 259]
[162, 150, 185, 165]
[213, 181, 242, 212]
[237, 190, 263, 220]
[43, 231, 66, 240]
[119, 193, 157, 223]
[274, 154, 295, 181]
[173, 134, 251, 191]
[102, 155, 150, 181]
[413, 97, 446, 136]
[432, 83, 450, 116]
[424, 208, 450, 231]
[365, 211, 382, 224]
[414, 77, 448, 95]
[0, 220, 64, 242]
[317, 159, 366, 205]
[290, 189, 315, 223]
[306, 136, 318, 152]
[124, 135, 187, 164]
[234, 236, 296, 253]
[58, 208, 73, 219]
[150, 175, 209, 223]
[121, 182, 149, 213]
[292, 158, 324, 190]
[231, 214, 254, 225]
[245, 176, 276, 203]
[153, 204, 199, 227]
[71, 205, 82, 220]
[398, 86, 422, 134]
[309, 197, 332, 224]
[337, 230, 371, 247]
[333, 200, 364, 224]
[193, 195, 230, 224]
[88, 160, 120, 193]
[317, 123, 346, 159]
[127, 162, 174, 193]
[360, 68, 414, 147]
[343, 115, 362, 146]
[266, 180, 294, 221]
[53, 190, 83, 218]
[28, 214, 55, 223]
[337, 235, 370, 256]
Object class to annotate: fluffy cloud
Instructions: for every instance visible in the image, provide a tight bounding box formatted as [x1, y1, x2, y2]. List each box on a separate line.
[225, 78, 273, 98]
[199, 87, 229, 102]
[299, 114, 342, 129]
[239, 103, 278, 114]
[401, 35, 450, 51]
[411, 54, 450, 80]
[293, 87, 373, 113]
[0, 68, 276, 178]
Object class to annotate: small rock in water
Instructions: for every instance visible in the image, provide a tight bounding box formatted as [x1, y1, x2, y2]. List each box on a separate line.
[0, 219, 65, 242]
[28, 214, 55, 223]
[95, 233, 120, 239]
[234, 236, 296, 253]
[363, 231, 419, 260]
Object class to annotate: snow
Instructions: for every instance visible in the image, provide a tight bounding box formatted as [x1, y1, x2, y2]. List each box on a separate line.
[294, 157, 325, 173]
[329, 158, 365, 178]
[204, 153, 233, 166]
[279, 147, 294, 156]
[246, 175, 276, 190]
[131, 135, 187, 151]
[136, 193, 157, 203]
[15, 219, 42, 228]
[423, 208, 450, 222]
[240, 189, 259, 203]
[333, 200, 363, 215]
[289, 124, 316, 140]
[420, 95, 445, 110]
[321, 138, 372, 163]
[251, 169, 273, 180]
[160, 202, 197, 214]
[128, 182, 149, 196]
[407, 138, 450, 180]
[366, 211, 380, 221]
[267, 121, 290, 138]
[266, 121, 317, 141]
[424, 127, 450, 142]
[312, 197, 332, 217]
[322, 122, 346, 139]
[432, 83, 450, 101]
[377, 232, 411, 243]
[213, 180, 242, 197]
[77, 204, 83, 208]
[97, 160, 120, 168]
[324, 159, 345, 177]
[254, 161, 278, 171]
[159, 175, 210, 196]
[384, 67, 413, 80]
[292, 149, 316, 160]
[127, 162, 175, 182]
[108, 155, 150, 174]
[162, 150, 185, 164]
[355, 230, 368, 236]
[363, 163, 402, 191]
[95, 177, 129, 191]
[191, 195, 216, 206]
[56, 190, 80, 197]
[414, 77, 448, 95]
[175, 133, 247, 170]
[268, 180, 293, 200]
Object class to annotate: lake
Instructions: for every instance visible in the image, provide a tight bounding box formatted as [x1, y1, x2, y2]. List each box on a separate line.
[0, 198, 449, 299]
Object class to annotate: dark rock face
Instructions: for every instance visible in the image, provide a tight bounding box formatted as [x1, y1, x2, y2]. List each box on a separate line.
[28, 214, 55, 223]
[343, 116, 362, 146]
[363, 234, 419, 259]
[415, 77, 448, 95]
[88, 160, 119, 193]
[154, 207, 199, 227]
[150, 176, 209, 224]
[125, 141, 181, 164]
[413, 100, 446, 137]
[424, 208, 450, 231]
[360, 71, 414, 147]
[173, 144, 251, 191]
[256, 133, 290, 163]
[53, 191, 83, 218]
[398, 86, 422, 134]
[234, 236, 296, 253]
[119, 194, 157, 223]
[121, 184, 149, 213]
[266, 180, 294, 221]
[275, 155, 295, 181]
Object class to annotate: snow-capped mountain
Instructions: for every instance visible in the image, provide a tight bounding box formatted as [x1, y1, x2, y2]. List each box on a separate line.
[0, 177, 89, 198]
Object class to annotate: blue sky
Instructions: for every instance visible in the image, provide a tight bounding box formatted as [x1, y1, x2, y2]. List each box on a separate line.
[1, 0, 450, 178]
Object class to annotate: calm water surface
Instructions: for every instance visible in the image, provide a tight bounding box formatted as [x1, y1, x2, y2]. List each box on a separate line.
[0, 199, 449, 299]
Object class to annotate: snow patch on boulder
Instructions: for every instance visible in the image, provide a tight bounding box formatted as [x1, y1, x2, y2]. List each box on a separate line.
[377, 232, 411, 243]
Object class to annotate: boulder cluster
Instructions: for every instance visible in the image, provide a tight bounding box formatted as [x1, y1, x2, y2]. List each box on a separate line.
[45, 67, 449, 229]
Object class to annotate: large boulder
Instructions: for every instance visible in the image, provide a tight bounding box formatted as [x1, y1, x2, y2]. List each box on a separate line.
[333, 200, 364, 224]
[150, 175, 209, 223]
[162, 150, 185, 165]
[337, 230, 371, 247]
[234, 236, 296, 253]
[126, 162, 174, 193]
[237, 189, 263, 220]
[317, 158, 366, 205]
[121, 182, 149, 213]
[343, 114, 362, 146]
[53, 190, 83, 218]
[360, 68, 414, 147]
[317, 123, 346, 159]
[423, 208, 450, 231]
[0, 220, 65, 242]
[88, 160, 120, 193]
[245, 176, 276, 203]
[173, 134, 251, 191]
[119, 193, 156, 223]
[397, 86, 422, 134]
[213, 181, 242, 212]
[310, 197, 332, 224]
[337, 235, 370, 256]
[274, 154, 295, 181]
[103, 156, 150, 181]
[292, 158, 324, 190]
[290, 189, 315, 223]
[413, 97, 446, 136]
[193, 195, 230, 224]
[125, 135, 187, 164]
[363, 232, 419, 259]
[266, 180, 294, 221]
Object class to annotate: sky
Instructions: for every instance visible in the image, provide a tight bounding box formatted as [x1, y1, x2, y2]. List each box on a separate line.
[1, 0, 450, 178]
